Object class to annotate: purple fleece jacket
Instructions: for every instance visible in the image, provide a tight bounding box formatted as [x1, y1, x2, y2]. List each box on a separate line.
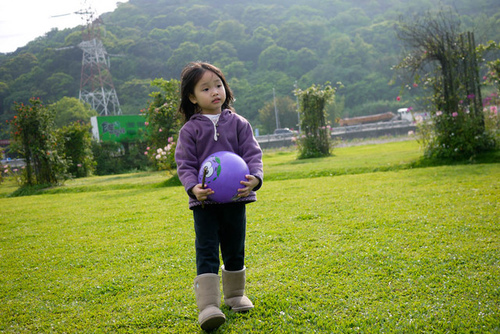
[175, 109, 263, 208]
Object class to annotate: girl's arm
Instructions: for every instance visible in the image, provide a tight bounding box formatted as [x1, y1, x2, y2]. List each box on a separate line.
[237, 119, 264, 190]
[175, 127, 200, 196]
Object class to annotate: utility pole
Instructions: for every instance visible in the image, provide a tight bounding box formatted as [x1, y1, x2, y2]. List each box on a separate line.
[273, 88, 280, 130]
[295, 81, 301, 134]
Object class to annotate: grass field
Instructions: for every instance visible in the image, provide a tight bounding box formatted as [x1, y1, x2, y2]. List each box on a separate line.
[1, 140, 499, 333]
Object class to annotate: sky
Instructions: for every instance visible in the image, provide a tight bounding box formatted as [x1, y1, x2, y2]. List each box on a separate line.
[0, 0, 122, 53]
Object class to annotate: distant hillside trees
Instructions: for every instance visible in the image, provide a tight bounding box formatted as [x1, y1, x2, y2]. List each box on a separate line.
[0, 0, 498, 140]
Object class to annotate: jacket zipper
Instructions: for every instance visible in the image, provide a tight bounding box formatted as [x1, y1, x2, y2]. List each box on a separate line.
[212, 115, 220, 141]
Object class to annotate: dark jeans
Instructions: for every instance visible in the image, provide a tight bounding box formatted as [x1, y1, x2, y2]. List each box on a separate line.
[193, 203, 246, 275]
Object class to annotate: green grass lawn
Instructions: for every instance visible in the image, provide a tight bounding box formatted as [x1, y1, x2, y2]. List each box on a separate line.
[1, 140, 499, 333]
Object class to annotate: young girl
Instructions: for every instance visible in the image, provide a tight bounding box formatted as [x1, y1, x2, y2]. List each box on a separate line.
[174, 62, 263, 331]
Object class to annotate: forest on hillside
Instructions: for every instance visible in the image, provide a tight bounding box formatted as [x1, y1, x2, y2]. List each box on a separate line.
[0, 0, 499, 137]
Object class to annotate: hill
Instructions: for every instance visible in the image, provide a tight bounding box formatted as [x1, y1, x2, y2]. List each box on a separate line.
[0, 0, 499, 137]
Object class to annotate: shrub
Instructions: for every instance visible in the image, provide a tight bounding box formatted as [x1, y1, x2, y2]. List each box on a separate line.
[57, 122, 95, 178]
[92, 140, 150, 175]
[295, 83, 337, 159]
[141, 78, 180, 171]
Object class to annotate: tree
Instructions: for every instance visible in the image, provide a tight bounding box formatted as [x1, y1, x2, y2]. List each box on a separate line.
[51, 97, 97, 128]
[166, 42, 201, 76]
[214, 20, 248, 47]
[57, 122, 95, 178]
[276, 20, 326, 51]
[45, 73, 74, 101]
[0, 81, 9, 116]
[396, 8, 496, 159]
[118, 78, 155, 115]
[9, 98, 66, 186]
[288, 48, 319, 78]
[258, 96, 298, 134]
[295, 83, 337, 159]
[238, 26, 275, 63]
[258, 45, 290, 72]
[201, 41, 238, 67]
[0, 53, 38, 81]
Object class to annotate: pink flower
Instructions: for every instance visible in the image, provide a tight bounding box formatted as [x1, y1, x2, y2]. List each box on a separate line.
[491, 106, 498, 115]
[159, 128, 163, 132]
[144, 151, 148, 155]
[168, 137, 173, 143]
[3, 169, 8, 173]
[436, 111, 443, 116]
[145, 122, 149, 126]
[413, 83, 418, 87]
[396, 96, 401, 101]
[452, 112, 458, 117]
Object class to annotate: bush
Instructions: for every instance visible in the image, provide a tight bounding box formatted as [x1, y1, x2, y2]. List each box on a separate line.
[57, 122, 95, 178]
[92, 140, 151, 175]
[141, 78, 180, 171]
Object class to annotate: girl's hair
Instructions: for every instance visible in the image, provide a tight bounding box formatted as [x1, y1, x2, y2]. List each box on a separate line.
[178, 62, 234, 122]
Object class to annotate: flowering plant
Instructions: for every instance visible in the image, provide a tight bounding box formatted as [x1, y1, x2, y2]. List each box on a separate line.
[1, 163, 24, 185]
[141, 78, 180, 171]
[412, 92, 497, 159]
[482, 93, 500, 147]
[145, 136, 176, 171]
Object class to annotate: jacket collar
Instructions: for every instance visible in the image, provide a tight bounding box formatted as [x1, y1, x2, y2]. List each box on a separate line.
[190, 108, 232, 121]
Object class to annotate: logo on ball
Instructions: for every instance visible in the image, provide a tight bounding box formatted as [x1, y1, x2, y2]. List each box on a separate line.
[198, 151, 249, 203]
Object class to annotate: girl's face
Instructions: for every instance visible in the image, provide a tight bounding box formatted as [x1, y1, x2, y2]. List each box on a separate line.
[189, 70, 226, 115]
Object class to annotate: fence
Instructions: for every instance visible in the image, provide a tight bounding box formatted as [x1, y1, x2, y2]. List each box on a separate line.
[257, 121, 416, 149]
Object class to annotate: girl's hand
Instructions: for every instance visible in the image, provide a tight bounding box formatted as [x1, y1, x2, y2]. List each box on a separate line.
[192, 183, 214, 201]
[237, 175, 259, 198]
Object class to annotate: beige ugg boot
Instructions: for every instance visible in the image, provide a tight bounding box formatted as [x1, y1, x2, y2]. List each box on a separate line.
[221, 265, 254, 312]
[194, 274, 226, 331]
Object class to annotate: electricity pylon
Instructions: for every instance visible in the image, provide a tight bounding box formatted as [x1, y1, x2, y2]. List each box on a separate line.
[78, 5, 122, 115]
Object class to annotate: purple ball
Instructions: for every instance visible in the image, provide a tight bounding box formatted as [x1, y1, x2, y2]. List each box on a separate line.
[198, 151, 250, 203]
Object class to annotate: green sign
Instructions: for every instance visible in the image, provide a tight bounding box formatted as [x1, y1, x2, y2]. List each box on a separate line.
[91, 115, 146, 142]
